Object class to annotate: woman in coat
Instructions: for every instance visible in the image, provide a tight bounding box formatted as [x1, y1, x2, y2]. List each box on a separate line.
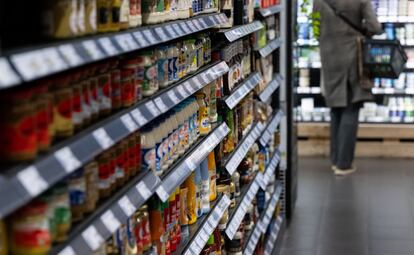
[313, 0, 383, 175]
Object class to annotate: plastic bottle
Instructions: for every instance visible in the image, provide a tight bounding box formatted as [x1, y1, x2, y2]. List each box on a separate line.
[141, 127, 156, 173]
[156, 46, 169, 89]
[200, 158, 210, 214]
[177, 106, 187, 155]
[183, 173, 197, 224]
[207, 152, 217, 202]
[154, 121, 164, 176]
[195, 92, 211, 136]
[194, 164, 203, 218]
[170, 112, 180, 161]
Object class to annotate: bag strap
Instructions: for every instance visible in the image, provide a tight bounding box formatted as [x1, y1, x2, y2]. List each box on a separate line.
[320, 0, 368, 35]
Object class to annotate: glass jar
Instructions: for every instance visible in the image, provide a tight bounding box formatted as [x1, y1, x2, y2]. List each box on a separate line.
[68, 169, 87, 222]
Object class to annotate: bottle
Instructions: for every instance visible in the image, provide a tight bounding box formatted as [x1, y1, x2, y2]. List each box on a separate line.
[195, 92, 211, 136]
[200, 158, 210, 214]
[141, 127, 156, 173]
[207, 152, 217, 202]
[156, 46, 169, 88]
[195, 164, 203, 218]
[183, 173, 198, 224]
[232, 171, 240, 197]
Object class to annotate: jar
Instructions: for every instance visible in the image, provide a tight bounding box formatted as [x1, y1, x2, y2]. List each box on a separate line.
[0, 90, 37, 162]
[111, 62, 122, 110]
[42, 0, 78, 38]
[156, 46, 169, 88]
[167, 45, 179, 83]
[97, 151, 112, 198]
[53, 184, 71, 242]
[52, 77, 74, 137]
[149, 198, 165, 253]
[33, 84, 52, 152]
[68, 169, 87, 222]
[142, 0, 165, 24]
[39, 191, 57, 242]
[195, 37, 204, 69]
[72, 82, 84, 131]
[128, 134, 138, 176]
[109, 148, 117, 193]
[115, 142, 126, 187]
[11, 201, 51, 255]
[0, 220, 7, 255]
[134, 132, 142, 174]
[89, 72, 100, 120]
[121, 58, 138, 106]
[109, 0, 121, 32]
[84, 162, 99, 212]
[119, 0, 130, 29]
[85, 0, 97, 34]
[129, 0, 142, 27]
[139, 206, 152, 251]
[137, 51, 158, 97]
[97, 64, 112, 116]
[97, 0, 110, 32]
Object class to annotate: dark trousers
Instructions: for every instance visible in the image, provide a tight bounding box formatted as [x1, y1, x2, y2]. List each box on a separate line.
[330, 103, 360, 169]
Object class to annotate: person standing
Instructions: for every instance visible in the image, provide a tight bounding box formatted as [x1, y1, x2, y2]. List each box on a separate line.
[313, 0, 383, 175]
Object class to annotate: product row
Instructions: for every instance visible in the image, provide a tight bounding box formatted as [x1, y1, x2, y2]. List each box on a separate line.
[295, 96, 414, 123]
[0, 102, 282, 255]
[371, 0, 414, 17]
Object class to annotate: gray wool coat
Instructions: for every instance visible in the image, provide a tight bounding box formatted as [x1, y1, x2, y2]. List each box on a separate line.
[313, 0, 383, 107]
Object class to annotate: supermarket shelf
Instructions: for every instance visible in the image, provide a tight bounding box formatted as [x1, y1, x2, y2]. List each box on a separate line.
[259, 4, 284, 17]
[224, 72, 263, 109]
[222, 21, 264, 42]
[261, 150, 281, 188]
[263, 216, 285, 255]
[225, 172, 263, 240]
[260, 110, 284, 147]
[244, 183, 283, 255]
[258, 38, 283, 57]
[155, 122, 230, 201]
[0, 61, 229, 219]
[224, 121, 266, 175]
[51, 170, 161, 255]
[378, 15, 414, 23]
[259, 74, 282, 102]
[0, 13, 228, 87]
[296, 86, 414, 96]
[178, 194, 232, 255]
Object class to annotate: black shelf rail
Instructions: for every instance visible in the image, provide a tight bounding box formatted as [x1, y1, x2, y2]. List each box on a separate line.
[222, 21, 264, 42]
[259, 110, 284, 147]
[224, 121, 266, 175]
[155, 123, 230, 201]
[50, 170, 161, 255]
[224, 72, 263, 110]
[259, 74, 282, 102]
[225, 172, 264, 240]
[0, 61, 229, 219]
[50, 123, 229, 255]
[0, 13, 228, 88]
[258, 4, 284, 17]
[257, 38, 283, 58]
[176, 194, 231, 255]
[243, 183, 282, 255]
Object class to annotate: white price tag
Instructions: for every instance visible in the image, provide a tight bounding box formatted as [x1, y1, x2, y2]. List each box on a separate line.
[118, 196, 137, 216]
[58, 44, 83, 67]
[17, 166, 48, 197]
[41, 47, 68, 73]
[54, 147, 81, 173]
[120, 113, 138, 132]
[142, 30, 158, 44]
[193, 20, 203, 30]
[179, 22, 191, 34]
[10, 51, 48, 81]
[154, 27, 169, 42]
[82, 226, 104, 251]
[165, 25, 178, 38]
[82, 40, 104, 60]
[154, 97, 169, 113]
[101, 210, 121, 233]
[187, 21, 196, 32]
[98, 37, 119, 56]
[156, 185, 170, 202]
[131, 108, 148, 126]
[0, 58, 21, 87]
[172, 23, 184, 35]
[145, 101, 161, 117]
[185, 157, 197, 171]
[58, 246, 76, 255]
[92, 128, 114, 150]
[194, 235, 205, 249]
[133, 31, 150, 47]
[167, 90, 180, 104]
[136, 181, 152, 200]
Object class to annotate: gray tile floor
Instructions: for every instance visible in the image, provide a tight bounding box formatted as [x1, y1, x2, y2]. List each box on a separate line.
[280, 157, 414, 255]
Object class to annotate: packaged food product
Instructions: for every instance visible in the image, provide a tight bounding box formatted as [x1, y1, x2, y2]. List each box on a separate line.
[68, 169, 86, 222]
[0, 90, 37, 162]
[84, 162, 99, 212]
[85, 0, 97, 34]
[72, 82, 84, 131]
[98, 151, 112, 198]
[115, 142, 127, 187]
[179, 187, 189, 239]
[0, 220, 7, 255]
[119, 0, 130, 29]
[97, 64, 113, 115]
[156, 46, 169, 88]
[77, 0, 86, 35]
[81, 78, 92, 126]
[129, 0, 142, 27]
[183, 172, 197, 224]
[149, 198, 164, 253]
[33, 85, 52, 152]
[109, 0, 121, 32]
[195, 91, 211, 136]
[53, 184, 72, 242]
[97, 0, 110, 32]
[43, 0, 79, 38]
[137, 51, 158, 97]
[141, 127, 156, 173]
[200, 158, 210, 214]
[110, 63, 122, 110]
[142, 0, 165, 24]
[139, 206, 152, 251]
[207, 152, 217, 202]
[11, 201, 52, 255]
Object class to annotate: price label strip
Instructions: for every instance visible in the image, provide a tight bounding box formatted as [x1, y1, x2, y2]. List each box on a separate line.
[225, 72, 262, 109]
[264, 217, 283, 255]
[225, 174, 261, 240]
[183, 195, 231, 255]
[259, 78, 280, 102]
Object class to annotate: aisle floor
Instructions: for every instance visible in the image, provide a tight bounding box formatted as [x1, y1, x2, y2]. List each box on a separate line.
[280, 157, 414, 255]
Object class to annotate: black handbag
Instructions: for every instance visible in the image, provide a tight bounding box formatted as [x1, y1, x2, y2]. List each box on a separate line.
[321, 0, 408, 82]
